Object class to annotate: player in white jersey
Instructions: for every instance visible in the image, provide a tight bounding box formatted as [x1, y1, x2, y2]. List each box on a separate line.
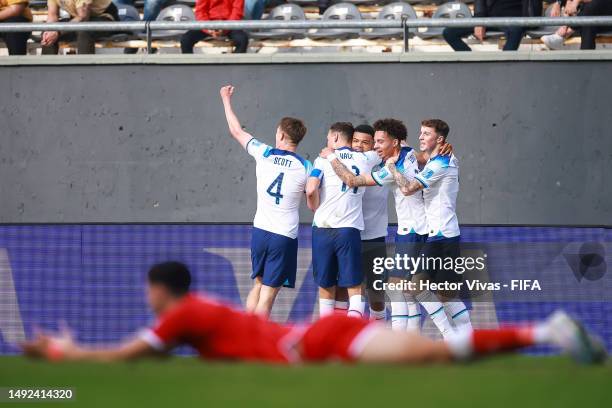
[306, 122, 380, 319]
[220, 85, 311, 318]
[387, 119, 471, 332]
[321, 118, 455, 338]
[333, 124, 389, 322]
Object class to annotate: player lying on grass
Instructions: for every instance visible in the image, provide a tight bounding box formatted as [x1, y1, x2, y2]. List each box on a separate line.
[21, 262, 607, 365]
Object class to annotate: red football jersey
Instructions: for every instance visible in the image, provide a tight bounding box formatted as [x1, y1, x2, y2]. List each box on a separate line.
[142, 294, 293, 363]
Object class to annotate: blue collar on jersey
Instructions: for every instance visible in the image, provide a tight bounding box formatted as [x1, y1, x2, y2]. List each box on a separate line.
[428, 154, 452, 166]
[264, 148, 308, 167]
[384, 146, 413, 168]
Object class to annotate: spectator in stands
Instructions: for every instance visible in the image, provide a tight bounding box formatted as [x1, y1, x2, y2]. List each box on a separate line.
[41, 0, 119, 54]
[180, 0, 248, 54]
[244, 0, 266, 20]
[0, 0, 32, 55]
[244, 0, 285, 20]
[112, 0, 166, 22]
[542, 0, 612, 50]
[443, 0, 542, 51]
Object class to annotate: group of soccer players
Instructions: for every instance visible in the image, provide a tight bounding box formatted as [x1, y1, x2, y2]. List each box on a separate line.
[220, 84, 469, 339]
[19, 85, 606, 366]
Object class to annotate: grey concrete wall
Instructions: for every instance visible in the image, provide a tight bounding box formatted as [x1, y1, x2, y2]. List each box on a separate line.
[1, 59, 611, 224]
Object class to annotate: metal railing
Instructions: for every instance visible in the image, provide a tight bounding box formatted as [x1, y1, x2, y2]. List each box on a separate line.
[1, 16, 612, 53]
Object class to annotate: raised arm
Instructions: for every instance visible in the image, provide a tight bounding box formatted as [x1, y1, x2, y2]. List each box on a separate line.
[219, 85, 253, 149]
[387, 158, 424, 196]
[306, 177, 321, 211]
[319, 148, 376, 188]
[21, 329, 159, 363]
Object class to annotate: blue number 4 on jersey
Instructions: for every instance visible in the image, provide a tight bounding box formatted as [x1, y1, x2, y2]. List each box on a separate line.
[267, 172, 285, 204]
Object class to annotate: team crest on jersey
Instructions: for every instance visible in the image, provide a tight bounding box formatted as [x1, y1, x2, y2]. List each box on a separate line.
[422, 169, 434, 179]
[377, 167, 389, 179]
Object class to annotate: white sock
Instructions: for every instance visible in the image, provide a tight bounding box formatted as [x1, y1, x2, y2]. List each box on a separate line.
[532, 323, 552, 344]
[347, 295, 365, 318]
[444, 301, 473, 332]
[390, 301, 409, 331]
[416, 290, 455, 338]
[406, 301, 421, 333]
[319, 298, 335, 317]
[369, 306, 386, 322]
[335, 301, 349, 314]
[445, 330, 473, 360]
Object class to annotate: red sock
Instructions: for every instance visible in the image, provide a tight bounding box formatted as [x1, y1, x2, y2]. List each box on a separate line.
[334, 305, 348, 316]
[472, 327, 535, 355]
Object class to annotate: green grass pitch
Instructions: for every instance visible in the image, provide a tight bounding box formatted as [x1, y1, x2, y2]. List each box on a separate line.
[1, 355, 611, 408]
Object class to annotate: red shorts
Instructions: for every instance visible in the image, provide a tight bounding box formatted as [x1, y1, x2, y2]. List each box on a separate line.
[299, 315, 378, 362]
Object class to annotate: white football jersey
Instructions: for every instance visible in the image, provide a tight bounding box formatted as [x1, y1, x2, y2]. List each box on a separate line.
[361, 161, 389, 240]
[246, 138, 311, 239]
[371, 146, 428, 236]
[414, 154, 460, 238]
[311, 148, 379, 230]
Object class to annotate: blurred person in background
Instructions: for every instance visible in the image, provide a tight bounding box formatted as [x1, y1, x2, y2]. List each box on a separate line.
[0, 0, 32, 55]
[21, 261, 607, 366]
[181, 0, 248, 53]
[542, 0, 612, 50]
[111, 0, 172, 55]
[443, 0, 543, 51]
[112, 0, 167, 22]
[243, 0, 265, 19]
[41, 0, 119, 54]
[244, 0, 285, 20]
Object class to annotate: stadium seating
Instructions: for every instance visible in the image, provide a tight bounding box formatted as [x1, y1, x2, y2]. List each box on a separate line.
[99, 5, 142, 42]
[415, 2, 503, 40]
[342, 0, 379, 5]
[28, 0, 47, 8]
[118, 4, 142, 22]
[286, 0, 318, 7]
[599, 31, 612, 38]
[5, 0, 612, 54]
[415, 1, 471, 39]
[249, 4, 307, 40]
[140, 4, 195, 40]
[361, 2, 417, 40]
[309, 3, 362, 40]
